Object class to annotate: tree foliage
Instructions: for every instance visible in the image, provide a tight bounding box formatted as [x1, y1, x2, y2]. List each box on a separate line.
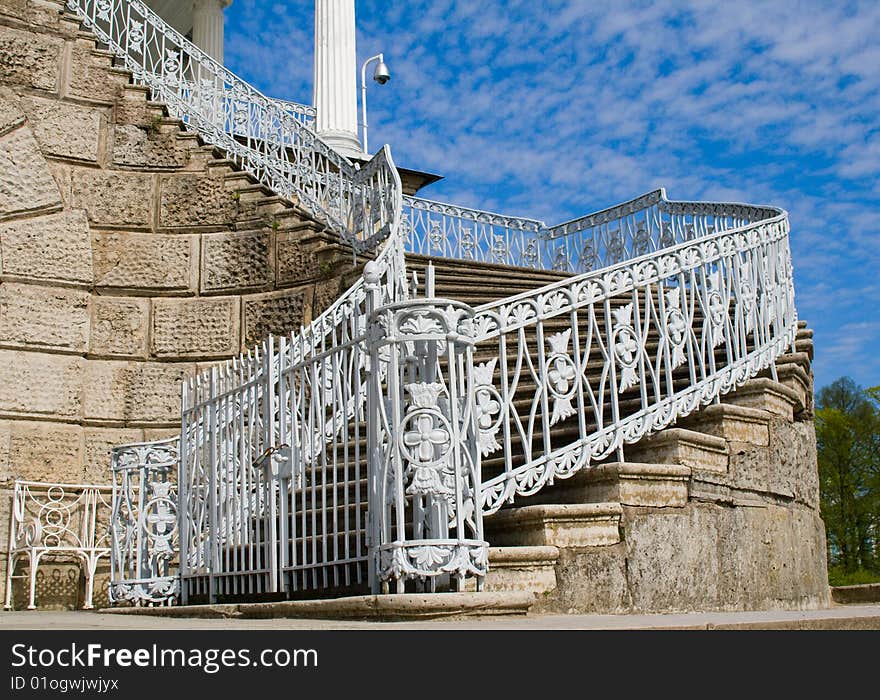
[815, 377, 880, 579]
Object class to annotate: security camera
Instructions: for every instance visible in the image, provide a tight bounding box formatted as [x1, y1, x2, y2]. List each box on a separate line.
[373, 60, 391, 85]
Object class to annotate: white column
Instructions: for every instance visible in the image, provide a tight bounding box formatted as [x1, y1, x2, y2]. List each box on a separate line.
[314, 0, 362, 157]
[192, 0, 232, 64]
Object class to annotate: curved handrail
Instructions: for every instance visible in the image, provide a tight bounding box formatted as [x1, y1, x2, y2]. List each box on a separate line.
[65, 0, 400, 252]
[467, 194, 794, 514]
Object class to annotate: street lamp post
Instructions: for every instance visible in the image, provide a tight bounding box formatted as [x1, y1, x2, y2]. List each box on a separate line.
[360, 53, 390, 155]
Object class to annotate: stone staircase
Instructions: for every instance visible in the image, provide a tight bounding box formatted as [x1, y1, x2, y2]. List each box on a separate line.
[1, 0, 829, 614]
[402, 259, 826, 613]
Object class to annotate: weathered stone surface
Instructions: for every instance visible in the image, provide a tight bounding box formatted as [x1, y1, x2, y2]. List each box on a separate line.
[621, 502, 830, 612]
[83, 427, 143, 484]
[91, 231, 196, 291]
[112, 124, 188, 169]
[0, 125, 62, 215]
[0, 85, 25, 134]
[0, 420, 11, 483]
[623, 505, 722, 612]
[5, 420, 83, 483]
[276, 230, 321, 284]
[201, 230, 272, 293]
[0, 283, 90, 351]
[0, 24, 61, 91]
[21, 95, 102, 162]
[0, 0, 76, 37]
[70, 169, 153, 228]
[243, 288, 308, 347]
[89, 297, 149, 358]
[552, 544, 631, 614]
[151, 297, 239, 358]
[159, 173, 238, 228]
[714, 505, 829, 610]
[0, 209, 92, 284]
[83, 360, 194, 423]
[0, 349, 82, 419]
[726, 416, 820, 508]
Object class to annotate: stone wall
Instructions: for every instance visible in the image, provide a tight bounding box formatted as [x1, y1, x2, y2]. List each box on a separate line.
[0, 0, 356, 608]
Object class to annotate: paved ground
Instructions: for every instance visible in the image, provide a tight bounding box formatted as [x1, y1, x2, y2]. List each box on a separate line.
[2, 604, 879, 630]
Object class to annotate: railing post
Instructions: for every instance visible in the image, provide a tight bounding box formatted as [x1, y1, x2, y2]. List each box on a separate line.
[366, 290, 488, 593]
[364, 262, 383, 594]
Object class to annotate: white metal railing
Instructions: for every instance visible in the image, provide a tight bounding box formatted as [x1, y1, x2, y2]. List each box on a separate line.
[72, 1, 800, 603]
[4, 481, 111, 610]
[65, 0, 400, 253]
[109, 438, 179, 606]
[403, 190, 780, 273]
[469, 201, 795, 513]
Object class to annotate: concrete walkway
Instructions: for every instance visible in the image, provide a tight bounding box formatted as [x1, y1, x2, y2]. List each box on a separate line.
[2, 604, 879, 630]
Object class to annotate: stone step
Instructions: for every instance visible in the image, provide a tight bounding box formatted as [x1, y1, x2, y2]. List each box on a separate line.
[485, 503, 622, 548]
[774, 362, 812, 415]
[464, 546, 559, 596]
[678, 403, 771, 447]
[719, 377, 802, 420]
[514, 463, 691, 508]
[626, 428, 729, 474]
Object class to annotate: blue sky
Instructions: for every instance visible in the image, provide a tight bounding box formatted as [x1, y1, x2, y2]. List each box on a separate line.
[224, 1, 880, 392]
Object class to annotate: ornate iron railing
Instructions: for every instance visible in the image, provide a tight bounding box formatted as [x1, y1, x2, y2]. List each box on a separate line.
[4, 481, 111, 610]
[470, 203, 794, 513]
[109, 438, 179, 606]
[402, 190, 779, 274]
[74, 1, 799, 604]
[65, 0, 400, 253]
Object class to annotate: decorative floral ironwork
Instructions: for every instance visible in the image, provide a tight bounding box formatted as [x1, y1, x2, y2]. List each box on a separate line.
[611, 303, 642, 392]
[546, 329, 577, 424]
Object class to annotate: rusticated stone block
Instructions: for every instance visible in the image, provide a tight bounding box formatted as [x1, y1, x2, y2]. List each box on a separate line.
[159, 173, 238, 228]
[276, 230, 320, 283]
[0, 349, 82, 419]
[21, 95, 102, 162]
[0, 283, 90, 352]
[243, 288, 309, 347]
[83, 360, 194, 424]
[5, 420, 83, 483]
[0, 420, 11, 483]
[202, 230, 272, 292]
[91, 231, 196, 291]
[112, 124, 188, 169]
[0, 125, 63, 215]
[90, 297, 150, 358]
[0, 1, 77, 37]
[66, 43, 122, 104]
[0, 209, 92, 284]
[151, 297, 239, 358]
[0, 24, 62, 92]
[83, 427, 144, 484]
[0, 86, 25, 135]
[70, 168, 154, 228]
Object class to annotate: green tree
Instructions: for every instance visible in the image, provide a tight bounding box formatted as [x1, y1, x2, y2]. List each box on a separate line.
[816, 377, 880, 582]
